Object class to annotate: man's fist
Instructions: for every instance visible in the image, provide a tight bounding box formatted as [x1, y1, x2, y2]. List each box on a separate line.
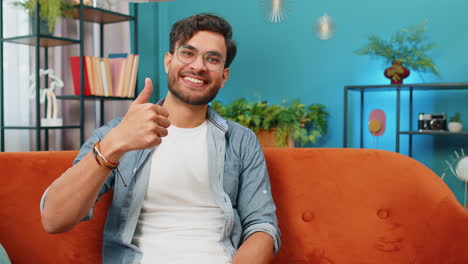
[102, 78, 170, 158]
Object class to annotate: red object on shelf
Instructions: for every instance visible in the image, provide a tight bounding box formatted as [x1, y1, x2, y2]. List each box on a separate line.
[384, 60, 410, 84]
[69, 56, 91, 96]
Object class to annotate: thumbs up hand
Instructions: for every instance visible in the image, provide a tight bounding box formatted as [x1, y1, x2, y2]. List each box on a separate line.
[101, 78, 170, 159]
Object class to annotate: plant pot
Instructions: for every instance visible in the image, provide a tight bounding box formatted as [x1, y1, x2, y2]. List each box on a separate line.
[256, 129, 294, 148]
[30, 15, 52, 35]
[448, 122, 463, 132]
[384, 60, 410, 84]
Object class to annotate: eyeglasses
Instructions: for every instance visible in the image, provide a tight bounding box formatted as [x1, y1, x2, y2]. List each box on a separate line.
[175, 44, 226, 72]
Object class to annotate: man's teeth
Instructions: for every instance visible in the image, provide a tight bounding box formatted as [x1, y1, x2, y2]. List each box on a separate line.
[183, 76, 204, 84]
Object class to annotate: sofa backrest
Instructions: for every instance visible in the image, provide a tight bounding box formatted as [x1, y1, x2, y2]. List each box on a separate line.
[0, 149, 467, 264]
[266, 148, 468, 264]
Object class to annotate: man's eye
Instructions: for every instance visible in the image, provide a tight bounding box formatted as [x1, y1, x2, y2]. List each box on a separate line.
[181, 50, 195, 57]
[206, 55, 221, 64]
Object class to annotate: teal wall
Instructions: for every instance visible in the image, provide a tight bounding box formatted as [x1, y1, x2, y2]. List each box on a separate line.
[135, 0, 468, 205]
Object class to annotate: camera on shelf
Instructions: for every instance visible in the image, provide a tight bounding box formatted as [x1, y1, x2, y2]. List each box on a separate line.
[418, 113, 447, 131]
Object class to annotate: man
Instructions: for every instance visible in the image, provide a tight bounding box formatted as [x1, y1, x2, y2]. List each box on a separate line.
[40, 13, 280, 264]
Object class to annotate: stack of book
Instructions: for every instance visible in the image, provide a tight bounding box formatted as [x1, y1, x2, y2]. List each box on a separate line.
[69, 53, 139, 97]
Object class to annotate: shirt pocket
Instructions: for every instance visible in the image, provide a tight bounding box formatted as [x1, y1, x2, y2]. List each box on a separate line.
[223, 161, 241, 206]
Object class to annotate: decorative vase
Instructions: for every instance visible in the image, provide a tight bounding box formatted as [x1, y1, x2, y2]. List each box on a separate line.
[448, 122, 463, 132]
[30, 15, 52, 35]
[384, 60, 410, 84]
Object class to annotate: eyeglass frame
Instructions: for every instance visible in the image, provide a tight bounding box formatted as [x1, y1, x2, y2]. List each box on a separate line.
[173, 44, 226, 72]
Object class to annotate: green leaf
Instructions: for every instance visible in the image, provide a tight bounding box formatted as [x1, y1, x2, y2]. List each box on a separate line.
[211, 99, 329, 147]
[355, 20, 439, 77]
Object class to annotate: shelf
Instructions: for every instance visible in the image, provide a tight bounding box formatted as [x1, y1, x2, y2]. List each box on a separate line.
[345, 82, 468, 92]
[69, 5, 135, 24]
[343, 82, 468, 156]
[2, 35, 79, 47]
[0, 3, 139, 151]
[4, 125, 81, 130]
[57, 95, 135, 100]
[399, 131, 468, 135]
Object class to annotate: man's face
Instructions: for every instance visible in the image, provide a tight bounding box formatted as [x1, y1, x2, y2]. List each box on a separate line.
[164, 31, 230, 106]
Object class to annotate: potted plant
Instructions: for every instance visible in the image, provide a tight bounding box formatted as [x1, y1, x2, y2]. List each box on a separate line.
[211, 98, 329, 147]
[13, 0, 74, 34]
[448, 112, 463, 132]
[354, 20, 439, 84]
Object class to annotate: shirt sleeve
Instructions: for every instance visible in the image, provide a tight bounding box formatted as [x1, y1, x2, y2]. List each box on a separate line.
[236, 130, 281, 254]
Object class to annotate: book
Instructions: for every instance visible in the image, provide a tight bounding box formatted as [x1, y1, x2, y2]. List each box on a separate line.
[100, 59, 110, 96]
[84, 56, 95, 95]
[128, 55, 139, 97]
[104, 58, 114, 96]
[93, 57, 103, 96]
[69, 56, 91, 96]
[121, 54, 134, 97]
[115, 59, 127, 97]
[109, 57, 125, 96]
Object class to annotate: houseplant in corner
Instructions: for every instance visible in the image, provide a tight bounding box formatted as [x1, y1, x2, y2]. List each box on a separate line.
[448, 112, 463, 132]
[354, 20, 439, 84]
[12, 0, 74, 34]
[211, 98, 329, 147]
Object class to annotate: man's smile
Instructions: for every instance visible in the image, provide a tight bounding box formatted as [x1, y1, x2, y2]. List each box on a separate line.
[181, 74, 209, 88]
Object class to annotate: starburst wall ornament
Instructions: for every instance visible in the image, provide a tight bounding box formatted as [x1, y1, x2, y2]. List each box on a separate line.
[315, 13, 335, 40]
[262, 0, 292, 23]
[442, 148, 468, 209]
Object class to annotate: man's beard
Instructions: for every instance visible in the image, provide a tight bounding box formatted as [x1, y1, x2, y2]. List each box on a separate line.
[168, 72, 222, 106]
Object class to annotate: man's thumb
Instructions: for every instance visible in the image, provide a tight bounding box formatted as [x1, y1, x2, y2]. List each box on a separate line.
[133, 78, 153, 104]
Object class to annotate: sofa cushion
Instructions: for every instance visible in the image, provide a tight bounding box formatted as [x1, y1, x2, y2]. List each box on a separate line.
[0, 151, 111, 264]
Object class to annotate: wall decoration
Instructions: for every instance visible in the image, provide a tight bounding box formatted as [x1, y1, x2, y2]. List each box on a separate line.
[442, 148, 468, 209]
[262, 0, 291, 23]
[315, 13, 335, 40]
[368, 109, 386, 136]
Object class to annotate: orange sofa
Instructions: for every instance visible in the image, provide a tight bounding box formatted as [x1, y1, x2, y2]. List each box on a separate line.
[0, 148, 467, 263]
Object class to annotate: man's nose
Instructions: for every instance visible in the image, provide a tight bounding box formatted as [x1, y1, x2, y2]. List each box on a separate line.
[189, 54, 208, 71]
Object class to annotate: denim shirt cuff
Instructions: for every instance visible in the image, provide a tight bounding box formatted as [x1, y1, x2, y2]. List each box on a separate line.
[242, 223, 281, 255]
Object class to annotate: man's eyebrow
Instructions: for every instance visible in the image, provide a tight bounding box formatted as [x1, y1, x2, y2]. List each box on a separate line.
[206, 50, 223, 57]
[183, 44, 197, 51]
[185, 44, 224, 57]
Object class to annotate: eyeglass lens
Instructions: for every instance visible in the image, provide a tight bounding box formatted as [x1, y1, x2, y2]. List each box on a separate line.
[176, 45, 225, 71]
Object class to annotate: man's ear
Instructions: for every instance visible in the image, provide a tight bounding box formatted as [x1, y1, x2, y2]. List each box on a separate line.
[219, 68, 230, 89]
[164, 52, 173, 74]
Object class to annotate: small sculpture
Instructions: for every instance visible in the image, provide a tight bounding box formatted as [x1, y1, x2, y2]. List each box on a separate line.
[29, 68, 64, 127]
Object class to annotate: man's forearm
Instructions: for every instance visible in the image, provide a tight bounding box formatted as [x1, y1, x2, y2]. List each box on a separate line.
[231, 231, 274, 264]
[41, 150, 113, 234]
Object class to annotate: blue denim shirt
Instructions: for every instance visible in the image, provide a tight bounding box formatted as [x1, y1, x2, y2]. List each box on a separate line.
[41, 106, 280, 264]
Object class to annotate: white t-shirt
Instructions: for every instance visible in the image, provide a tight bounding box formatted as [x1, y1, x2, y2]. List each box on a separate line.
[132, 121, 230, 264]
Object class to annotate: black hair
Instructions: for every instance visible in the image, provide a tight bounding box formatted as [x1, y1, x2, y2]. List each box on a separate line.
[169, 13, 237, 68]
